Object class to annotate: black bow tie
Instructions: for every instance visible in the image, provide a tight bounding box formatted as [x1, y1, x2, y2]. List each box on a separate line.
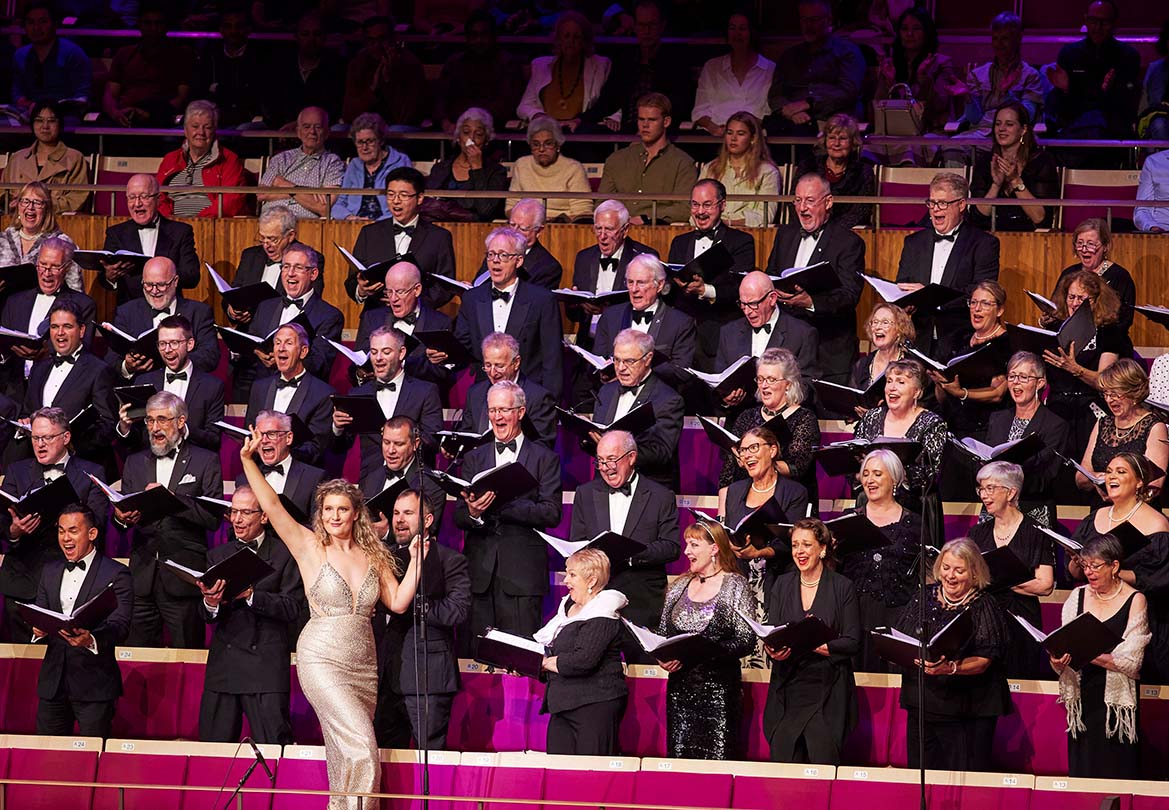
[934, 231, 957, 243]
[495, 439, 517, 454]
[166, 371, 187, 383]
[396, 311, 418, 326]
[800, 227, 823, 241]
[282, 296, 305, 310]
[491, 287, 512, 304]
[695, 227, 720, 240]
[393, 224, 416, 237]
[753, 322, 773, 335]
[608, 480, 632, 497]
[276, 376, 301, 390]
[42, 462, 66, 474]
[236, 538, 259, 550]
[375, 379, 397, 392]
[52, 353, 76, 366]
[135, 219, 158, 231]
[259, 462, 284, 476]
[631, 309, 653, 325]
[385, 467, 404, 481]
[64, 559, 86, 572]
[599, 257, 617, 273]
[151, 307, 171, 318]
[619, 383, 641, 397]
[157, 447, 178, 460]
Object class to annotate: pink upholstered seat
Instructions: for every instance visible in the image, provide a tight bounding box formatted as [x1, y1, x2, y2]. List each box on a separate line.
[93, 751, 187, 810]
[633, 763, 734, 810]
[731, 771, 833, 810]
[6, 741, 100, 809]
[182, 753, 278, 810]
[451, 753, 545, 810]
[270, 749, 328, 810]
[112, 660, 187, 739]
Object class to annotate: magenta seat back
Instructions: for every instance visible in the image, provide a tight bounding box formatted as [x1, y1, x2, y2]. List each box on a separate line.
[93, 751, 187, 810]
[176, 663, 206, 740]
[619, 675, 668, 758]
[731, 774, 832, 810]
[0, 659, 15, 730]
[541, 768, 636, 810]
[271, 754, 328, 810]
[928, 783, 1032, 810]
[992, 691, 1068, 775]
[742, 681, 770, 760]
[93, 171, 139, 216]
[843, 683, 898, 767]
[380, 759, 459, 810]
[212, 337, 231, 391]
[632, 769, 733, 810]
[1029, 789, 1133, 810]
[830, 779, 917, 810]
[289, 667, 324, 745]
[1133, 797, 1169, 810]
[448, 368, 473, 410]
[878, 183, 928, 228]
[1061, 182, 1137, 227]
[1140, 695, 1169, 779]
[1, 658, 44, 733]
[6, 747, 99, 809]
[451, 760, 544, 810]
[182, 754, 277, 810]
[112, 660, 186, 739]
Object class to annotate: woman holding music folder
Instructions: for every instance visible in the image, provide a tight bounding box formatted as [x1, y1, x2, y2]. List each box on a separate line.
[535, 548, 629, 756]
[1051, 534, 1149, 779]
[848, 303, 915, 418]
[656, 522, 755, 760]
[1051, 219, 1136, 351]
[838, 449, 923, 672]
[968, 461, 1055, 679]
[890, 537, 1010, 771]
[762, 518, 859, 765]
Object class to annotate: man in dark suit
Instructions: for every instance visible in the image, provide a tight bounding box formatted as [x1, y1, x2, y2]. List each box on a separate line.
[235, 410, 325, 522]
[374, 487, 469, 749]
[592, 329, 684, 492]
[570, 430, 680, 662]
[198, 485, 304, 744]
[472, 199, 563, 290]
[99, 174, 200, 303]
[32, 504, 133, 737]
[0, 408, 109, 640]
[595, 253, 696, 393]
[117, 391, 222, 648]
[332, 326, 443, 480]
[454, 380, 561, 639]
[363, 416, 448, 530]
[666, 179, 756, 371]
[245, 322, 336, 467]
[224, 205, 323, 327]
[455, 332, 557, 449]
[347, 166, 456, 312]
[454, 227, 563, 400]
[895, 172, 1001, 353]
[109, 257, 220, 381]
[768, 173, 865, 385]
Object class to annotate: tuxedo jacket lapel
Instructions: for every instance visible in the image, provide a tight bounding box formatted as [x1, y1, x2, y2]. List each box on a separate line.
[506, 285, 531, 333]
[45, 566, 65, 612]
[75, 557, 104, 606]
[623, 482, 649, 536]
[591, 484, 609, 532]
[167, 445, 192, 489]
[939, 230, 971, 289]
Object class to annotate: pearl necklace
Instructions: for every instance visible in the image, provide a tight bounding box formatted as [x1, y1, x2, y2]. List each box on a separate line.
[750, 476, 777, 494]
[1107, 501, 1141, 525]
[18, 228, 38, 240]
[800, 575, 821, 587]
[1095, 581, 1124, 602]
[940, 588, 974, 608]
[972, 323, 1004, 343]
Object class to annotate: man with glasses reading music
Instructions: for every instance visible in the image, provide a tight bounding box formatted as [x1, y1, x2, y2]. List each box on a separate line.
[895, 172, 1000, 353]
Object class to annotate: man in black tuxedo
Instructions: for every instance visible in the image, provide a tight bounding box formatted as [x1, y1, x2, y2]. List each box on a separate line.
[117, 391, 223, 648]
[374, 488, 469, 749]
[198, 485, 304, 744]
[570, 430, 679, 661]
[454, 380, 562, 639]
[241, 243, 343, 402]
[473, 199, 563, 290]
[0, 408, 109, 640]
[245, 322, 337, 467]
[454, 227, 563, 400]
[592, 329, 684, 492]
[895, 172, 1001, 353]
[117, 315, 224, 452]
[363, 416, 448, 530]
[32, 504, 133, 737]
[235, 410, 325, 522]
[768, 173, 865, 385]
[456, 332, 557, 449]
[666, 179, 756, 371]
[595, 253, 696, 393]
[347, 166, 456, 312]
[224, 205, 323, 327]
[332, 326, 443, 479]
[354, 261, 456, 394]
[0, 237, 95, 401]
[109, 257, 220, 380]
[99, 174, 200, 303]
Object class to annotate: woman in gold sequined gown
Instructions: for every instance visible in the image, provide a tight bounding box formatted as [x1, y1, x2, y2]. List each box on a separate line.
[241, 429, 427, 810]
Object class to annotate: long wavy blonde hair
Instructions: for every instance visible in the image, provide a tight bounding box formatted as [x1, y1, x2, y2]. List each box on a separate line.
[312, 479, 400, 576]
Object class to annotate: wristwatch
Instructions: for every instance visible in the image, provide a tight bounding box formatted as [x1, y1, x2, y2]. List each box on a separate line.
[1012, 180, 1026, 192]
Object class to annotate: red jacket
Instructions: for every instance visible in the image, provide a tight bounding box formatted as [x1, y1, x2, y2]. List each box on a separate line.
[156, 143, 250, 218]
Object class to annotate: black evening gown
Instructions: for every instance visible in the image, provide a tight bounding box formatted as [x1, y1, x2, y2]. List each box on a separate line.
[1044, 324, 1125, 459]
[984, 406, 1070, 528]
[1089, 412, 1161, 508]
[659, 573, 756, 760]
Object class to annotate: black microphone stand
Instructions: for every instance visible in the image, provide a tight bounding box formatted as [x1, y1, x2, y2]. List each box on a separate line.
[220, 752, 261, 810]
[414, 454, 431, 810]
[916, 469, 931, 810]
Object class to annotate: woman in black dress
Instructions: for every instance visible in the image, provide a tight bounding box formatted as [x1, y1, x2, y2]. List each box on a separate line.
[793, 113, 875, 229]
[894, 537, 1011, 772]
[968, 101, 1058, 232]
[969, 461, 1055, 679]
[849, 302, 915, 419]
[538, 548, 629, 755]
[763, 518, 860, 764]
[425, 107, 509, 221]
[1051, 218, 1136, 354]
[1051, 535, 1149, 778]
[838, 449, 923, 672]
[658, 522, 756, 760]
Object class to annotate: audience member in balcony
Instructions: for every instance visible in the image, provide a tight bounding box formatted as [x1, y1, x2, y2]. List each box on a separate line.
[537, 547, 629, 755]
[849, 303, 914, 405]
[227, 205, 323, 327]
[30, 504, 132, 738]
[837, 449, 922, 673]
[434, 11, 526, 135]
[342, 15, 428, 129]
[1050, 218, 1135, 351]
[768, 173, 865, 386]
[454, 331, 558, 449]
[894, 537, 1011, 771]
[1134, 147, 1169, 232]
[517, 11, 611, 132]
[968, 102, 1058, 232]
[1054, 534, 1149, 778]
[763, 518, 859, 765]
[699, 111, 781, 228]
[1044, 0, 1142, 146]
[257, 106, 345, 220]
[262, 11, 344, 128]
[691, 12, 775, 137]
[955, 13, 1049, 142]
[194, 6, 265, 129]
[427, 107, 509, 223]
[102, 4, 195, 127]
[197, 484, 305, 746]
[2, 102, 88, 214]
[331, 113, 413, 222]
[9, 2, 91, 119]
[657, 521, 755, 760]
[506, 115, 593, 223]
[471, 199, 563, 289]
[766, 0, 865, 135]
[599, 92, 697, 225]
[793, 115, 874, 229]
[0, 181, 81, 293]
[156, 100, 249, 219]
[1138, 21, 1169, 141]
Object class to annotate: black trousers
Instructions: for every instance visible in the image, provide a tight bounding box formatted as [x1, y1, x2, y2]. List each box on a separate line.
[546, 696, 627, 756]
[37, 696, 117, 738]
[374, 688, 413, 749]
[906, 710, 998, 771]
[127, 571, 204, 648]
[470, 586, 542, 639]
[405, 694, 454, 750]
[198, 689, 293, 745]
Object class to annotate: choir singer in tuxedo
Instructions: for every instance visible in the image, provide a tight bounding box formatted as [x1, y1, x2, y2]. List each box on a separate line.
[570, 430, 680, 661]
[455, 332, 557, 449]
[33, 504, 133, 737]
[235, 410, 325, 521]
[198, 485, 304, 744]
[225, 205, 323, 327]
[363, 416, 448, 530]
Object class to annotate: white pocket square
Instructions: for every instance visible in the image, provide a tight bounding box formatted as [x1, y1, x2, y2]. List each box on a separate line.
[179, 474, 196, 485]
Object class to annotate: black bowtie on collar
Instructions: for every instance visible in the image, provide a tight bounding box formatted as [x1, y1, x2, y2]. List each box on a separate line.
[695, 226, 720, 240]
[276, 375, 301, 390]
[42, 462, 66, 473]
[393, 223, 416, 236]
[934, 230, 957, 243]
[386, 467, 404, 481]
[599, 257, 618, 272]
[259, 462, 284, 476]
[396, 310, 418, 326]
[491, 287, 512, 304]
[619, 383, 642, 397]
[64, 559, 86, 572]
[495, 439, 517, 454]
[753, 322, 773, 335]
[166, 370, 188, 383]
[631, 309, 652, 325]
[151, 306, 172, 318]
[282, 295, 306, 310]
[135, 219, 159, 231]
[236, 537, 259, 550]
[608, 480, 632, 497]
[375, 379, 397, 392]
[52, 353, 76, 366]
[157, 447, 178, 460]
[800, 226, 824, 241]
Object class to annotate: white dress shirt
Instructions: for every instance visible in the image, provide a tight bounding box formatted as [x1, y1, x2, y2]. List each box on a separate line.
[162, 360, 193, 400]
[630, 303, 657, 335]
[929, 228, 959, 285]
[138, 222, 159, 257]
[150, 300, 177, 328]
[794, 229, 823, 269]
[42, 349, 81, 407]
[24, 292, 55, 377]
[375, 370, 405, 417]
[393, 306, 420, 335]
[60, 548, 99, 615]
[42, 452, 70, 481]
[607, 473, 638, 535]
[751, 309, 781, 358]
[394, 215, 420, 256]
[493, 432, 524, 466]
[154, 447, 178, 488]
[273, 372, 305, 413]
[691, 53, 776, 125]
[264, 456, 291, 494]
[261, 261, 282, 289]
[614, 380, 644, 420]
[280, 289, 313, 325]
[492, 279, 519, 333]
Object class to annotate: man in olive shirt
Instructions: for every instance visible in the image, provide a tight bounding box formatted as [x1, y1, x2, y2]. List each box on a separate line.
[598, 92, 697, 225]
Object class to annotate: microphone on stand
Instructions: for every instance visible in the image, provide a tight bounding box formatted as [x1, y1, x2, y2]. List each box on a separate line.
[244, 737, 274, 785]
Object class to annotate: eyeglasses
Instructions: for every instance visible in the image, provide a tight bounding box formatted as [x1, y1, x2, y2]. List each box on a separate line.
[486, 406, 521, 415]
[281, 263, 316, 273]
[1101, 390, 1130, 401]
[386, 286, 418, 299]
[756, 375, 786, 386]
[228, 508, 262, 518]
[1074, 241, 1103, 252]
[354, 137, 380, 148]
[386, 191, 419, 201]
[1006, 372, 1039, 383]
[144, 416, 176, 427]
[36, 262, 64, 272]
[259, 429, 291, 440]
[257, 233, 287, 245]
[688, 200, 720, 211]
[485, 251, 521, 261]
[17, 198, 47, 209]
[976, 484, 1008, 496]
[967, 299, 998, 311]
[1066, 293, 1092, 305]
[738, 441, 776, 455]
[626, 279, 657, 289]
[595, 449, 635, 470]
[593, 225, 624, 236]
[613, 352, 650, 368]
[30, 432, 66, 445]
[508, 222, 538, 233]
[737, 294, 773, 311]
[529, 140, 558, 152]
[126, 193, 158, 203]
[483, 361, 516, 373]
[157, 339, 187, 350]
[869, 318, 895, 328]
[1082, 560, 1111, 572]
[142, 278, 177, 292]
[924, 198, 963, 210]
[793, 194, 829, 207]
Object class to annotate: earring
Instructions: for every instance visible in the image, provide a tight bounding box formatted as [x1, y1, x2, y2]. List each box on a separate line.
[819, 550, 826, 559]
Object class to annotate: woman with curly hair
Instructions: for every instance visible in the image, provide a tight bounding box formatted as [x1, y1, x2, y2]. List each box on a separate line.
[241, 429, 426, 810]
